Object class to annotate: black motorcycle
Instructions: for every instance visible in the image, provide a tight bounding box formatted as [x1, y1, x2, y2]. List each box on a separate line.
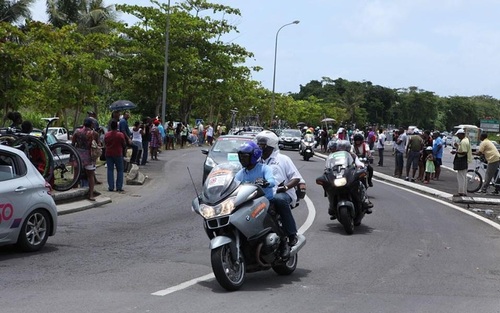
[316, 151, 369, 234]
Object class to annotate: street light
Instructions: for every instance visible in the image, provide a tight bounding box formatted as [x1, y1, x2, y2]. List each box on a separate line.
[270, 20, 300, 127]
[161, 0, 171, 124]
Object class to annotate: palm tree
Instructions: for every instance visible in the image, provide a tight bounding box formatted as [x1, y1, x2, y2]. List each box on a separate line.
[0, 0, 35, 23]
[46, 0, 81, 28]
[77, 0, 116, 34]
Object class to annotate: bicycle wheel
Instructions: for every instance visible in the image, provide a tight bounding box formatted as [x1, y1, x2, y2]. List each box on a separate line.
[49, 142, 82, 191]
[466, 169, 482, 193]
[13, 135, 53, 180]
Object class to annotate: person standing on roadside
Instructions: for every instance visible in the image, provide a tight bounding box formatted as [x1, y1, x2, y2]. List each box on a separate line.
[118, 112, 133, 162]
[451, 129, 472, 196]
[432, 131, 444, 180]
[394, 128, 407, 178]
[104, 120, 126, 192]
[405, 129, 423, 182]
[197, 121, 205, 146]
[141, 117, 152, 165]
[131, 121, 143, 165]
[72, 118, 100, 201]
[206, 123, 214, 146]
[150, 119, 162, 160]
[180, 122, 188, 148]
[474, 133, 500, 193]
[376, 128, 386, 166]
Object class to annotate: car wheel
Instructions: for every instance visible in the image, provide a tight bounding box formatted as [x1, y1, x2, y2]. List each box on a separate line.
[16, 209, 50, 252]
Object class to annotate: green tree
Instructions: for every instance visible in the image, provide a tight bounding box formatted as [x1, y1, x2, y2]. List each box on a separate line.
[0, 0, 34, 23]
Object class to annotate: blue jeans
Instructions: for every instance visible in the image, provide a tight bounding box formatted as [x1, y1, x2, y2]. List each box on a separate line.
[272, 192, 297, 236]
[106, 156, 124, 191]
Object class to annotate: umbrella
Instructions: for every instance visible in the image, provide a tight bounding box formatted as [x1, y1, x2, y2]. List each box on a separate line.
[109, 100, 137, 111]
[296, 122, 306, 127]
[321, 118, 336, 123]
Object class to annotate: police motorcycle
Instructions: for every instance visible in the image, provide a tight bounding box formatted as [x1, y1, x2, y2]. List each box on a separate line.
[192, 162, 306, 291]
[299, 134, 316, 161]
[315, 143, 370, 234]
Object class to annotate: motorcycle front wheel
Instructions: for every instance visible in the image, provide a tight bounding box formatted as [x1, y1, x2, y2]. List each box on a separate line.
[338, 206, 354, 235]
[466, 170, 482, 193]
[211, 245, 246, 291]
[272, 253, 298, 275]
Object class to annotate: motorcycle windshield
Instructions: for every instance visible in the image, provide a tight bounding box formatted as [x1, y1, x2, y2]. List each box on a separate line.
[325, 151, 354, 170]
[203, 163, 241, 203]
[303, 136, 314, 143]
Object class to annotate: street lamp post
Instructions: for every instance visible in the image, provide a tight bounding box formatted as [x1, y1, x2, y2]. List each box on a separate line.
[161, 0, 171, 124]
[270, 20, 299, 127]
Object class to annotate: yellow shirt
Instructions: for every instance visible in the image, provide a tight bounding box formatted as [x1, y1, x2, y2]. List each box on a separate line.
[457, 137, 472, 164]
[478, 139, 500, 163]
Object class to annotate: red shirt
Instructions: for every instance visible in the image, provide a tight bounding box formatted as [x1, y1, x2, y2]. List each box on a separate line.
[104, 130, 126, 157]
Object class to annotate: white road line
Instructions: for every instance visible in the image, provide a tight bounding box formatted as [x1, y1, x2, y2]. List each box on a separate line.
[377, 179, 500, 231]
[151, 273, 215, 296]
[151, 196, 317, 296]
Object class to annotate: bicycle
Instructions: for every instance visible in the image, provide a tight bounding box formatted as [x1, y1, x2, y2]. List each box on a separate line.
[0, 117, 82, 191]
[466, 156, 500, 193]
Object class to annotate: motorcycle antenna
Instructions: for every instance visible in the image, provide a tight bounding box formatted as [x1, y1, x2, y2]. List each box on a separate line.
[186, 166, 200, 198]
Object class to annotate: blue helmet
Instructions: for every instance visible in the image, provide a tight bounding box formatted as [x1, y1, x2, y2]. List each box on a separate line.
[238, 141, 262, 168]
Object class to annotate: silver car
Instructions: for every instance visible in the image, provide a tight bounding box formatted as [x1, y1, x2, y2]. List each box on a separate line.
[0, 144, 57, 252]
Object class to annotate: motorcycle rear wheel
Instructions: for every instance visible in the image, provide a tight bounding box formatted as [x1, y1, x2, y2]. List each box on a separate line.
[272, 253, 298, 275]
[211, 245, 246, 291]
[338, 207, 354, 235]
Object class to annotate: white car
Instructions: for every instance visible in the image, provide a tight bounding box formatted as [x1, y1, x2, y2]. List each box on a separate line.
[0, 144, 57, 252]
[48, 127, 69, 142]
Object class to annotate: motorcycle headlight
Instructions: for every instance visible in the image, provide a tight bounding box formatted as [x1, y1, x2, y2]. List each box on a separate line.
[334, 177, 347, 187]
[199, 196, 237, 219]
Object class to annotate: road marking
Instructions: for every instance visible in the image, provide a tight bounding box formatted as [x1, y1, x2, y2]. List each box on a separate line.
[377, 179, 500, 231]
[151, 196, 317, 296]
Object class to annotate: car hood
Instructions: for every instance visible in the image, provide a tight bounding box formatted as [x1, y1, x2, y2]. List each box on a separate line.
[208, 151, 240, 165]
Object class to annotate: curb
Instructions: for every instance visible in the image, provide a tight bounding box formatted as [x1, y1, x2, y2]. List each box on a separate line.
[56, 195, 112, 215]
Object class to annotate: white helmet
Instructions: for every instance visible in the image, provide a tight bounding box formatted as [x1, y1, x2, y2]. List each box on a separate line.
[256, 130, 279, 150]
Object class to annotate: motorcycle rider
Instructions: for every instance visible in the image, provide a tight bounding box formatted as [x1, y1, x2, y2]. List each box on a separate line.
[352, 133, 374, 187]
[234, 141, 276, 200]
[337, 140, 373, 214]
[300, 128, 315, 155]
[255, 130, 303, 248]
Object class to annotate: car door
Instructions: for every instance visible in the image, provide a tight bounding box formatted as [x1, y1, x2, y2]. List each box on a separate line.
[0, 149, 33, 242]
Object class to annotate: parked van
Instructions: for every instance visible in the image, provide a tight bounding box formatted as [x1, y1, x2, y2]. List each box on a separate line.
[453, 124, 481, 150]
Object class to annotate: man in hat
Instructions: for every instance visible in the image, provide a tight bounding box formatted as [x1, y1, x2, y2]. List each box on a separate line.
[474, 133, 500, 193]
[451, 129, 472, 196]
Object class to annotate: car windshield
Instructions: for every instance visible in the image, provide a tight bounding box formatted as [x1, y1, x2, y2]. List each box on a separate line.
[212, 138, 250, 153]
[281, 129, 301, 137]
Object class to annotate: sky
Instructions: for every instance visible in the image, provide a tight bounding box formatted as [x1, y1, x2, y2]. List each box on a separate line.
[30, 0, 500, 99]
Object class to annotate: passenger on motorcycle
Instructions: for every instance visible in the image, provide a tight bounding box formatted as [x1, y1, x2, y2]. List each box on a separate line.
[256, 130, 303, 247]
[352, 133, 374, 188]
[337, 140, 373, 213]
[234, 141, 275, 200]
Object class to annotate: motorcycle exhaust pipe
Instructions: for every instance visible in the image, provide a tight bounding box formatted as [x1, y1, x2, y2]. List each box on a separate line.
[289, 234, 306, 257]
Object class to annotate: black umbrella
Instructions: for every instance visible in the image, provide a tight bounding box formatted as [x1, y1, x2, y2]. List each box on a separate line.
[296, 122, 306, 127]
[109, 100, 137, 111]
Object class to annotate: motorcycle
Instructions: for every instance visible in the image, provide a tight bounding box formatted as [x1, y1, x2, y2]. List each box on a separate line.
[192, 163, 306, 291]
[299, 136, 316, 161]
[315, 151, 369, 234]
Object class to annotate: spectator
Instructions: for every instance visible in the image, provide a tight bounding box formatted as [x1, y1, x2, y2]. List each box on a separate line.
[180, 122, 188, 148]
[451, 129, 472, 196]
[474, 133, 500, 193]
[150, 119, 162, 160]
[432, 131, 444, 180]
[206, 123, 214, 146]
[394, 128, 407, 178]
[405, 128, 423, 182]
[104, 120, 126, 192]
[118, 112, 133, 161]
[166, 121, 175, 150]
[141, 117, 152, 165]
[376, 128, 386, 166]
[130, 121, 143, 165]
[423, 146, 435, 184]
[87, 111, 99, 130]
[72, 117, 100, 201]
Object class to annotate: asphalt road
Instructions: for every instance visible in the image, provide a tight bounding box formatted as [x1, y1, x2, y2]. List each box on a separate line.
[1, 147, 500, 313]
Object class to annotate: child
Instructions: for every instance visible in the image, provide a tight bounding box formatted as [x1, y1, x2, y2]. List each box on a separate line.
[424, 146, 435, 184]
